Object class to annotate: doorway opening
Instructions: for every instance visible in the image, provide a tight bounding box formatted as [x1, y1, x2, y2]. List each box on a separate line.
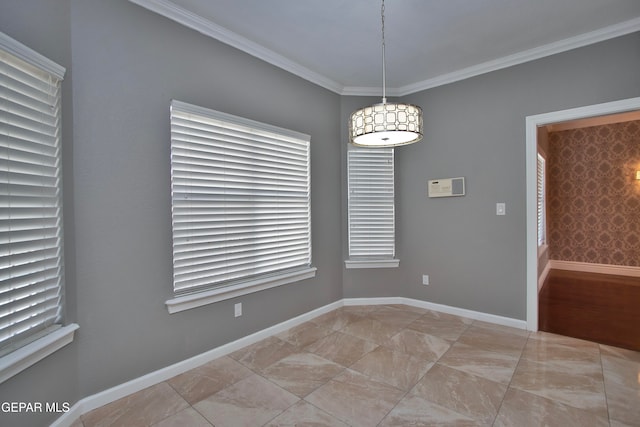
[525, 97, 640, 331]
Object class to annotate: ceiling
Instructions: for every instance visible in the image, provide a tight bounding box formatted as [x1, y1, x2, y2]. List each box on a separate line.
[130, 0, 640, 96]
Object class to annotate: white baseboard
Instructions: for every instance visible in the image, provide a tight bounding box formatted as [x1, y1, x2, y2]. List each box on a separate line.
[399, 298, 527, 330]
[51, 300, 342, 427]
[550, 260, 640, 277]
[342, 297, 527, 330]
[51, 297, 525, 427]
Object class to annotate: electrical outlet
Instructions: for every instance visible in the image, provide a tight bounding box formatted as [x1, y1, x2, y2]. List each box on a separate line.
[234, 303, 242, 317]
[422, 275, 430, 285]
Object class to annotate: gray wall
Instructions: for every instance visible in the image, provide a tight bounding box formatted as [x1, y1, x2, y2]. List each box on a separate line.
[342, 33, 640, 319]
[340, 96, 411, 298]
[389, 33, 639, 319]
[70, 0, 342, 397]
[0, 1, 79, 427]
[1, 0, 342, 425]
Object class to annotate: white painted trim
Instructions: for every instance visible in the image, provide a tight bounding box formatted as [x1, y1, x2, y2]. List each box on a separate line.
[166, 267, 317, 313]
[52, 300, 343, 427]
[538, 244, 549, 258]
[171, 99, 311, 142]
[538, 245, 550, 293]
[400, 298, 527, 330]
[0, 31, 65, 79]
[343, 296, 527, 329]
[128, 0, 344, 94]
[344, 259, 400, 269]
[394, 17, 640, 96]
[0, 324, 78, 384]
[525, 97, 640, 332]
[341, 86, 402, 98]
[52, 296, 526, 426]
[343, 297, 405, 306]
[550, 260, 640, 277]
[126, 2, 640, 96]
[539, 261, 551, 293]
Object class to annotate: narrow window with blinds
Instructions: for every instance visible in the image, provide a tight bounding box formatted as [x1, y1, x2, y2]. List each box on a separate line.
[1, 32, 77, 383]
[345, 148, 398, 269]
[537, 153, 546, 247]
[168, 100, 314, 312]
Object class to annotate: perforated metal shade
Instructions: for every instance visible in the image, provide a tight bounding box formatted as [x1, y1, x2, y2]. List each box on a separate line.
[349, 102, 423, 147]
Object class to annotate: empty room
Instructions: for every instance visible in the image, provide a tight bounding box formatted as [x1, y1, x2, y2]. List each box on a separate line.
[1, 1, 640, 426]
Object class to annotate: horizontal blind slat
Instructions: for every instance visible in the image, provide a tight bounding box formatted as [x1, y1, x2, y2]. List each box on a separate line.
[170, 101, 311, 294]
[347, 148, 395, 259]
[1, 42, 65, 353]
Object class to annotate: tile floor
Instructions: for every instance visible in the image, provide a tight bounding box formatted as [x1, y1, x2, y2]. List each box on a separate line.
[72, 304, 640, 427]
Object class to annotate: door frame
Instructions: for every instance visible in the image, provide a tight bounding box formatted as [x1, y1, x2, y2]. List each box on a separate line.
[525, 96, 640, 331]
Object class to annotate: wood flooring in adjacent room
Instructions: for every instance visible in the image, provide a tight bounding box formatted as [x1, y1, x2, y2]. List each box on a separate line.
[539, 268, 640, 351]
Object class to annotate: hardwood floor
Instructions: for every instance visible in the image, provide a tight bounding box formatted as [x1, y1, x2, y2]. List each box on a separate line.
[539, 269, 640, 351]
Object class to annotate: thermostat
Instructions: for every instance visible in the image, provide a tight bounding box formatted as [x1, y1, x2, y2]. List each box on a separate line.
[428, 177, 465, 198]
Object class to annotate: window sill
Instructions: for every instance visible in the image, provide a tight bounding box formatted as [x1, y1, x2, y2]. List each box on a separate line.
[166, 267, 317, 314]
[345, 259, 400, 269]
[538, 244, 549, 257]
[0, 323, 79, 384]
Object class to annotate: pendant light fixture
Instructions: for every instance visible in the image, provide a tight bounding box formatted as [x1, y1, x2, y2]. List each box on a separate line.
[349, 0, 423, 147]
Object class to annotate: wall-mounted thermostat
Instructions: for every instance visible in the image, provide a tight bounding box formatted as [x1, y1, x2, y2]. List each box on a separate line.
[428, 177, 465, 198]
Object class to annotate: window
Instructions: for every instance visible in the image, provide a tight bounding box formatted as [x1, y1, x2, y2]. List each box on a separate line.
[345, 147, 398, 268]
[167, 100, 314, 313]
[537, 152, 546, 247]
[0, 32, 77, 383]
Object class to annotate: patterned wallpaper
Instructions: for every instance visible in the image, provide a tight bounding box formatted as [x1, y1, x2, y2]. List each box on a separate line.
[547, 120, 640, 266]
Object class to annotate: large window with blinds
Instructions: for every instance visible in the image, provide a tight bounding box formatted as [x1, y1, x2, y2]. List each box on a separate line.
[1, 32, 77, 382]
[537, 153, 546, 247]
[167, 100, 314, 312]
[346, 147, 398, 268]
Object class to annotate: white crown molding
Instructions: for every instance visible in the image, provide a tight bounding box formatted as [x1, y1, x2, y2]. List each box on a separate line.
[341, 86, 402, 98]
[0, 31, 65, 79]
[386, 17, 640, 96]
[129, 1, 639, 97]
[128, 0, 345, 94]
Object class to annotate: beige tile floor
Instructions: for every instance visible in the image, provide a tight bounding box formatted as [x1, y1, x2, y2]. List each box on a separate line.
[72, 304, 640, 427]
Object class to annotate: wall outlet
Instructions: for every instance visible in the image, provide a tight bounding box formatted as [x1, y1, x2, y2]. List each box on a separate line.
[234, 303, 242, 317]
[422, 275, 430, 285]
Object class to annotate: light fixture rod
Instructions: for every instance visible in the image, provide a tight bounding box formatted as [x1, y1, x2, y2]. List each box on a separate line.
[381, 0, 387, 104]
[347, 0, 423, 147]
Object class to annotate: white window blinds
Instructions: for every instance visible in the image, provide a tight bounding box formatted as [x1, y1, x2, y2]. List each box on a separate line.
[347, 148, 395, 259]
[170, 100, 312, 295]
[537, 153, 546, 247]
[0, 44, 65, 354]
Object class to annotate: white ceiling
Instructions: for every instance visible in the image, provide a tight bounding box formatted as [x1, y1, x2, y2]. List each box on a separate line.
[130, 0, 640, 96]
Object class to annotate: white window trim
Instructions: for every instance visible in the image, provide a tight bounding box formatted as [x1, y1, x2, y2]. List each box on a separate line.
[166, 267, 316, 314]
[0, 324, 78, 383]
[537, 152, 547, 247]
[345, 147, 398, 268]
[0, 32, 77, 383]
[345, 259, 399, 269]
[167, 100, 314, 312]
[538, 243, 549, 258]
[0, 32, 64, 79]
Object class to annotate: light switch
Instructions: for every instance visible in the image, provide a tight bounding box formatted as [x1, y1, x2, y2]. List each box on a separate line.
[496, 203, 506, 216]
